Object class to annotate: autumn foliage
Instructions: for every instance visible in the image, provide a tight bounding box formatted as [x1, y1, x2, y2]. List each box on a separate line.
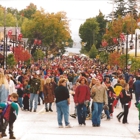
[108, 52, 121, 66]
[13, 46, 31, 62]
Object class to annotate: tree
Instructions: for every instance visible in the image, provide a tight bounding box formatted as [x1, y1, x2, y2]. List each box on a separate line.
[21, 10, 71, 54]
[95, 11, 107, 49]
[118, 54, 128, 69]
[108, 52, 121, 66]
[79, 18, 99, 52]
[7, 53, 16, 68]
[19, 3, 37, 19]
[32, 49, 45, 61]
[99, 52, 109, 63]
[89, 44, 98, 58]
[0, 6, 17, 27]
[108, 0, 137, 20]
[14, 46, 31, 62]
[129, 57, 140, 73]
[103, 14, 138, 44]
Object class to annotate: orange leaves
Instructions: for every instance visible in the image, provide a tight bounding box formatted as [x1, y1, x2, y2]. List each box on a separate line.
[108, 52, 121, 66]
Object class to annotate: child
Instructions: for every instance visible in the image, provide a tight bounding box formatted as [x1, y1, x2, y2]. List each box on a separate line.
[2, 93, 19, 139]
[0, 102, 7, 138]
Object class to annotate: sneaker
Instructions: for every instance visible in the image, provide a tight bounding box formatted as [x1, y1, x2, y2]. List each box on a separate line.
[82, 122, 86, 126]
[59, 125, 63, 128]
[70, 114, 76, 119]
[106, 118, 110, 121]
[110, 113, 113, 119]
[65, 124, 72, 128]
[33, 109, 36, 112]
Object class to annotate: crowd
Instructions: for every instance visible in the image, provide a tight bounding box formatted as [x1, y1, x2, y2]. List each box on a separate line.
[0, 54, 140, 139]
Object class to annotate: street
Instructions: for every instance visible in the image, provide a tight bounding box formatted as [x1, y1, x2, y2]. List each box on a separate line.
[2, 94, 140, 140]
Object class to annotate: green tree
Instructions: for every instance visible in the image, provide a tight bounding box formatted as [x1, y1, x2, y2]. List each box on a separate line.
[99, 52, 109, 63]
[130, 57, 140, 73]
[19, 3, 37, 19]
[79, 18, 99, 52]
[118, 54, 130, 70]
[108, 0, 127, 19]
[0, 7, 17, 27]
[32, 49, 45, 61]
[108, 0, 137, 20]
[21, 10, 71, 54]
[89, 44, 98, 58]
[95, 11, 107, 49]
[7, 53, 16, 68]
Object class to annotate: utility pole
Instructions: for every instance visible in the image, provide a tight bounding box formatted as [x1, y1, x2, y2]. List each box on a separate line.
[3, 8, 6, 69]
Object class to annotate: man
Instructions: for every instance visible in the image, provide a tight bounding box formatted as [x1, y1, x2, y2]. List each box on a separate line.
[29, 73, 41, 112]
[134, 76, 140, 105]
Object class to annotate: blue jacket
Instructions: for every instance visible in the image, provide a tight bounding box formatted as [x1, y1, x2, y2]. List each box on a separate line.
[134, 80, 140, 94]
[0, 84, 9, 103]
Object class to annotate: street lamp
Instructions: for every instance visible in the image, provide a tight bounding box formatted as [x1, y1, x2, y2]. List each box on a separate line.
[125, 33, 129, 71]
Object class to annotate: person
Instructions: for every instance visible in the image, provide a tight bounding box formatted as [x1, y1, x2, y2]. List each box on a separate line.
[29, 73, 41, 112]
[134, 76, 140, 105]
[43, 78, 55, 112]
[136, 100, 140, 132]
[38, 74, 44, 105]
[74, 77, 90, 126]
[6, 74, 16, 96]
[116, 83, 132, 124]
[2, 93, 19, 139]
[54, 78, 72, 128]
[16, 82, 24, 109]
[23, 80, 30, 111]
[70, 81, 80, 119]
[0, 72, 9, 103]
[0, 105, 5, 138]
[91, 78, 108, 127]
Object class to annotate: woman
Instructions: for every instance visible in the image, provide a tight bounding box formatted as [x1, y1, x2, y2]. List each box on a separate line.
[117, 83, 132, 124]
[91, 78, 108, 127]
[0, 72, 9, 103]
[74, 77, 90, 126]
[43, 78, 55, 112]
[54, 78, 72, 128]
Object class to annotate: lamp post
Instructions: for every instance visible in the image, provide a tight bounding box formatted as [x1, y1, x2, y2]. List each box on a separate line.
[126, 33, 128, 71]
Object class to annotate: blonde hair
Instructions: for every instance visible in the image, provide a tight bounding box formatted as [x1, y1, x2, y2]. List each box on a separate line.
[44, 78, 51, 84]
[89, 78, 97, 88]
[58, 78, 67, 86]
[0, 73, 9, 89]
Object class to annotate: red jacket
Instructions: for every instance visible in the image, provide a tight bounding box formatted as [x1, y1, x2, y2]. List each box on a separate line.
[74, 85, 90, 104]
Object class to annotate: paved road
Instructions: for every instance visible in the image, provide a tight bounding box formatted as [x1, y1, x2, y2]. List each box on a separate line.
[2, 94, 140, 140]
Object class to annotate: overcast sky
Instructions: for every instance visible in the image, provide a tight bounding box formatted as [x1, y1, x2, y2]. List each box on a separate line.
[0, 0, 113, 43]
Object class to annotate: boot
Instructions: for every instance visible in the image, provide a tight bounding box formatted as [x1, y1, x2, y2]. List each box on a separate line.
[49, 108, 53, 112]
[46, 108, 49, 112]
[9, 134, 16, 139]
[2, 130, 7, 137]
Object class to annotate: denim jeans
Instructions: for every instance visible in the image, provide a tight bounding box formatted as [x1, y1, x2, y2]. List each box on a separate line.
[104, 109, 110, 119]
[38, 91, 44, 104]
[18, 97, 23, 108]
[76, 103, 87, 124]
[56, 100, 69, 126]
[92, 102, 103, 125]
[29, 93, 39, 110]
